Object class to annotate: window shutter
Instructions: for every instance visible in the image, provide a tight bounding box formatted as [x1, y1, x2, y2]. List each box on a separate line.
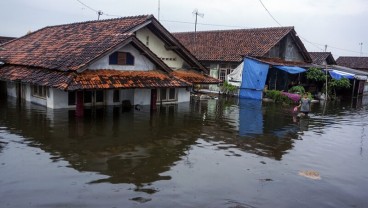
[109, 52, 118, 65]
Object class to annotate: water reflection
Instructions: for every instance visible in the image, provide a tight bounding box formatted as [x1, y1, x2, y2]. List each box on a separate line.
[0, 96, 365, 186]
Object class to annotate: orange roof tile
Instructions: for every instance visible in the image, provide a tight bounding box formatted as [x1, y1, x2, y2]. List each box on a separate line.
[0, 15, 152, 71]
[171, 70, 221, 84]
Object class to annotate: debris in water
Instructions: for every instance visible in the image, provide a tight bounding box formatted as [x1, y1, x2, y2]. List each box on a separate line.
[298, 170, 321, 180]
[130, 197, 152, 203]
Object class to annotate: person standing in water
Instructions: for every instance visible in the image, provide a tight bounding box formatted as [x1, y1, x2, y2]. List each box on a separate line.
[297, 93, 311, 116]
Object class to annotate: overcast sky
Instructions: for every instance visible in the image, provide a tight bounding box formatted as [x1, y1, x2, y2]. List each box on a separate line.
[1, 0, 367, 58]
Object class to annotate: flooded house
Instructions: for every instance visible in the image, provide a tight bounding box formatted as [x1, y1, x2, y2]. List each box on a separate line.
[0, 15, 219, 112]
[173, 27, 312, 92]
[309, 53, 368, 97]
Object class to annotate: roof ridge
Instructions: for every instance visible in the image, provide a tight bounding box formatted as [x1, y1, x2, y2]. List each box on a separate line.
[43, 14, 153, 29]
[173, 26, 294, 34]
[337, 56, 368, 58]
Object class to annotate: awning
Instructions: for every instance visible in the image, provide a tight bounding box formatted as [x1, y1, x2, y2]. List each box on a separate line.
[328, 70, 355, 80]
[274, 66, 306, 74]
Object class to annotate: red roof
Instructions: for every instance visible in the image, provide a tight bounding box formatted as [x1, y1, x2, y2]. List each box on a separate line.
[68, 69, 191, 90]
[0, 65, 191, 90]
[0, 15, 152, 71]
[171, 70, 221, 84]
[309, 52, 336, 65]
[174, 27, 310, 63]
[336, 56, 368, 71]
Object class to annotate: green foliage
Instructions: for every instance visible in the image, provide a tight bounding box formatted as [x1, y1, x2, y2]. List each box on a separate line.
[221, 81, 237, 96]
[288, 85, 305, 94]
[329, 78, 351, 89]
[306, 67, 326, 82]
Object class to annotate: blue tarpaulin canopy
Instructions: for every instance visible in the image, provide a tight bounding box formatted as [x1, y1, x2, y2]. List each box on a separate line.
[239, 58, 269, 99]
[273, 66, 306, 74]
[328, 70, 355, 80]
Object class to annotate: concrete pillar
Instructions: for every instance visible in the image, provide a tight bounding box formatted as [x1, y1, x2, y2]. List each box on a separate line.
[76, 91, 84, 117]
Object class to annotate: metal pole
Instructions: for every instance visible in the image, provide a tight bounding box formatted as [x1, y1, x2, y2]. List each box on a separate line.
[325, 65, 328, 100]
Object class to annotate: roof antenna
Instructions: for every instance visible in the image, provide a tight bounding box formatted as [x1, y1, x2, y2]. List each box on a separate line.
[192, 9, 204, 53]
[97, 10, 103, 20]
[359, 42, 363, 56]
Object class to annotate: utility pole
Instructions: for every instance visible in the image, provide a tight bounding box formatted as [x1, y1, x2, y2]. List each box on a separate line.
[97, 10, 103, 20]
[158, 0, 160, 21]
[192, 9, 204, 54]
[359, 42, 363, 56]
[192, 9, 204, 40]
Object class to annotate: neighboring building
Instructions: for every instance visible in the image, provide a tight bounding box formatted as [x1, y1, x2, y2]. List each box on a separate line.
[336, 56, 368, 72]
[173, 27, 312, 90]
[0, 15, 219, 110]
[309, 52, 336, 65]
[0, 36, 16, 45]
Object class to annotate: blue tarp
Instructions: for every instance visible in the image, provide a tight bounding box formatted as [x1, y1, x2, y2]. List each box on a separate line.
[274, 66, 306, 74]
[239, 99, 263, 137]
[329, 70, 355, 80]
[239, 58, 269, 99]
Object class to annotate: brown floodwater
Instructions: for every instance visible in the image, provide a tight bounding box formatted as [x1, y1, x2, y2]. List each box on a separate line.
[0, 96, 367, 208]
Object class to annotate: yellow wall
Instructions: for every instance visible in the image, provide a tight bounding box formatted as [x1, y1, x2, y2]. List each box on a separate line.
[136, 27, 186, 69]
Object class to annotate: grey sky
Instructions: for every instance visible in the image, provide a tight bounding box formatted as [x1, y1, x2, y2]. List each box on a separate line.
[1, 0, 367, 58]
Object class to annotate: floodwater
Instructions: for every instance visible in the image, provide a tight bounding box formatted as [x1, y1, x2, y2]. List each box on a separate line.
[0, 96, 367, 208]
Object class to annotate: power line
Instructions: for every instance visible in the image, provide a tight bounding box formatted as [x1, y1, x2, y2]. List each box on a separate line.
[258, 0, 282, 27]
[74, 0, 367, 55]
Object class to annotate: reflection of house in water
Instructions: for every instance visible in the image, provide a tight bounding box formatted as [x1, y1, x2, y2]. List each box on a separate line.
[0, 99, 203, 187]
[202, 98, 301, 160]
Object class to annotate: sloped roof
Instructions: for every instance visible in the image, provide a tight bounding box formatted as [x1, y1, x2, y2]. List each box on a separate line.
[173, 27, 311, 62]
[68, 69, 191, 90]
[0, 15, 152, 71]
[0, 65, 191, 90]
[171, 70, 221, 84]
[0, 36, 16, 45]
[336, 56, 368, 70]
[309, 52, 336, 65]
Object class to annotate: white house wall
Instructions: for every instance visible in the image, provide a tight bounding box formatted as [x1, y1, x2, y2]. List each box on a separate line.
[133, 89, 151, 106]
[136, 27, 186, 69]
[177, 88, 190, 102]
[88, 44, 155, 71]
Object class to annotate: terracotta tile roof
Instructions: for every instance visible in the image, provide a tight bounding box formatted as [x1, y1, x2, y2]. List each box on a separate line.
[0, 15, 152, 71]
[171, 70, 221, 84]
[254, 57, 313, 67]
[0, 36, 16, 45]
[0, 65, 191, 90]
[173, 27, 305, 62]
[68, 69, 191, 90]
[309, 52, 336, 65]
[0, 65, 74, 90]
[336, 56, 368, 71]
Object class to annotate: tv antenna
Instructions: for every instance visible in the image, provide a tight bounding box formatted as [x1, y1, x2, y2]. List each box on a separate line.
[193, 9, 204, 35]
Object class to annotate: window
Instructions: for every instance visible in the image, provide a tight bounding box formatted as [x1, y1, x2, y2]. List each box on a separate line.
[84, 91, 92, 104]
[109, 52, 134, 65]
[219, 69, 226, 81]
[31, 85, 47, 98]
[95, 90, 104, 103]
[159, 88, 177, 102]
[68, 91, 76, 106]
[113, 90, 120, 103]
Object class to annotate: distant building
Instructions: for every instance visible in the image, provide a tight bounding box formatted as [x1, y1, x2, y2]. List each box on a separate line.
[309, 52, 336, 65]
[336, 56, 368, 72]
[174, 27, 312, 91]
[0, 36, 16, 45]
[0, 15, 219, 110]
